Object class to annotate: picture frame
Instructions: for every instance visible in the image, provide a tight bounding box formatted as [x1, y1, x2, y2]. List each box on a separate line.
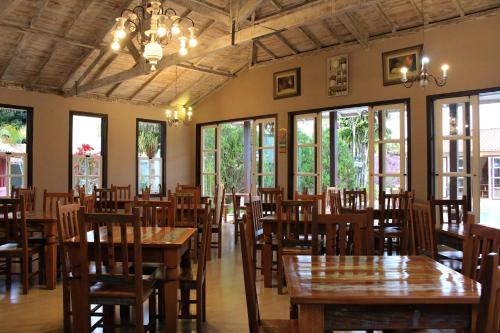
[327, 54, 349, 97]
[273, 67, 301, 99]
[382, 44, 423, 86]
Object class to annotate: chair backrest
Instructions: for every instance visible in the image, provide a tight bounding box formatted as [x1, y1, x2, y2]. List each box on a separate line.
[12, 187, 36, 211]
[429, 195, 467, 227]
[277, 200, 318, 254]
[463, 216, 500, 282]
[314, 208, 374, 255]
[173, 191, 198, 227]
[249, 195, 264, 239]
[410, 202, 436, 259]
[56, 202, 81, 288]
[232, 187, 249, 220]
[0, 196, 27, 250]
[176, 184, 201, 199]
[477, 253, 500, 333]
[196, 205, 211, 291]
[215, 183, 225, 227]
[43, 189, 74, 215]
[379, 190, 412, 228]
[141, 186, 151, 200]
[111, 184, 131, 200]
[76, 208, 143, 304]
[257, 187, 283, 216]
[295, 191, 327, 214]
[329, 190, 343, 215]
[81, 195, 94, 213]
[93, 187, 118, 213]
[238, 220, 260, 333]
[143, 200, 174, 227]
[343, 188, 367, 211]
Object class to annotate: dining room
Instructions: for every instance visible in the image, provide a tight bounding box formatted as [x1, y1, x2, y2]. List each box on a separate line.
[0, 0, 499, 332]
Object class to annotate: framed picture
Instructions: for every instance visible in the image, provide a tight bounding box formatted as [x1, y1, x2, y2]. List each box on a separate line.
[273, 68, 301, 99]
[327, 54, 348, 97]
[382, 45, 422, 86]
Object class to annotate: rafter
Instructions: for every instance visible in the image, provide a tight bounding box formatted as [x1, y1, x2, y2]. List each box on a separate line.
[409, 0, 430, 23]
[249, 40, 257, 67]
[127, 70, 163, 100]
[30, 0, 49, 28]
[323, 19, 343, 43]
[268, 0, 283, 11]
[89, 53, 119, 83]
[0, 34, 28, 79]
[177, 64, 236, 77]
[0, 0, 22, 20]
[255, 40, 277, 59]
[105, 82, 122, 97]
[71, 0, 378, 95]
[237, 0, 265, 25]
[298, 26, 322, 49]
[274, 33, 297, 54]
[451, 0, 465, 17]
[375, 3, 397, 32]
[336, 12, 368, 47]
[126, 40, 142, 64]
[166, 72, 206, 106]
[168, 0, 230, 26]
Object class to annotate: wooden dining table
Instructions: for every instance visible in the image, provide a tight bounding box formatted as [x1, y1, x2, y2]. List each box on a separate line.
[64, 226, 196, 333]
[283, 255, 481, 333]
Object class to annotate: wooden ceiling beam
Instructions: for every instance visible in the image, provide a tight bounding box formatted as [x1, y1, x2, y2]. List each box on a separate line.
[409, 0, 431, 23]
[126, 40, 143, 64]
[255, 40, 277, 59]
[375, 3, 397, 32]
[323, 19, 343, 43]
[451, 0, 465, 17]
[249, 41, 257, 67]
[336, 11, 368, 47]
[167, 0, 230, 26]
[177, 64, 236, 77]
[268, 0, 283, 11]
[237, 0, 265, 26]
[298, 26, 322, 49]
[105, 82, 122, 97]
[68, 0, 386, 95]
[166, 72, 206, 106]
[0, 0, 22, 20]
[0, 34, 28, 79]
[274, 32, 298, 54]
[88, 53, 119, 83]
[30, 0, 50, 28]
[127, 70, 164, 100]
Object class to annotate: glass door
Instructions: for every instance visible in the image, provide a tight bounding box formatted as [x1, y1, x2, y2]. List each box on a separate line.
[200, 125, 219, 197]
[492, 157, 500, 200]
[252, 118, 276, 192]
[368, 103, 407, 207]
[433, 96, 480, 215]
[294, 113, 320, 194]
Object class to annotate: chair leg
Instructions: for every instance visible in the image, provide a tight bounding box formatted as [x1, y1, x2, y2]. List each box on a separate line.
[181, 287, 190, 317]
[38, 248, 46, 285]
[103, 305, 115, 333]
[120, 305, 130, 321]
[218, 229, 222, 259]
[234, 221, 238, 244]
[22, 254, 29, 295]
[202, 282, 206, 322]
[148, 293, 156, 333]
[6, 257, 12, 289]
[135, 304, 145, 333]
[62, 277, 71, 333]
[157, 287, 165, 321]
[278, 255, 284, 294]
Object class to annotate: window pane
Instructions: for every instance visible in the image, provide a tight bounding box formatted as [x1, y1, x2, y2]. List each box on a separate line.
[297, 147, 315, 173]
[203, 127, 216, 150]
[203, 152, 216, 173]
[263, 122, 275, 147]
[442, 176, 467, 199]
[321, 114, 330, 189]
[10, 156, 24, 176]
[0, 107, 27, 154]
[297, 176, 316, 194]
[442, 140, 465, 173]
[374, 109, 401, 140]
[138, 122, 161, 158]
[10, 176, 24, 189]
[262, 148, 274, 173]
[72, 115, 102, 155]
[297, 118, 315, 144]
[441, 104, 465, 136]
[382, 143, 401, 174]
[202, 174, 216, 197]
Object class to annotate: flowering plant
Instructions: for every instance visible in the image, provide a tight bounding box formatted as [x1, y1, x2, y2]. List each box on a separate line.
[76, 143, 94, 155]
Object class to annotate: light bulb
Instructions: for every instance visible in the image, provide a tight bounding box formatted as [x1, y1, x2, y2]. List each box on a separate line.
[157, 15, 168, 37]
[188, 26, 197, 47]
[179, 36, 188, 56]
[171, 22, 180, 35]
[441, 64, 449, 78]
[158, 26, 167, 37]
[114, 17, 127, 39]
[400, 66, 408, 82]
[165, 109, 172, 118]
[422, 56, 430, 64]
[115, 29, 126, 39]
[111, 39, 121, 51]
[179, 47, 188, 56]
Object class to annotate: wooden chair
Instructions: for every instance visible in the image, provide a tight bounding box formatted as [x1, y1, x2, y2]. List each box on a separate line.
[276, 200, 317, 294]
[342, 188, 367, 212]
[179, 204, 211, 333]
[232, 187, 248, 244]
[211, 183, 225, 258]
[324, 186, 337, 213]
[111, 184, 131, 200]
[476, 253, 500, 333]
[258, 187, 283, 216]
[173, 192, 198, 228]
[43, 189, 75, 214]
[295, 191, 326, 214]
[176, 184, 201, 201]
[329, 190, 343, 215]
[238, 220, 298, 333]
[81, 195, 94, 213]
[409, 202, 462, 271]
[462, 216, 500, 282]
[374, 191, 412, 255]
[93, 187, 118, 213]
[12, 186, 36, 211]
[430, 196, 467, 261]
[141, 186, 151, 200]
[0, 197, 43, 294]
[69, 208, 157, 333]
[314, 209, 374, 256]
[143, 200, 174, 227]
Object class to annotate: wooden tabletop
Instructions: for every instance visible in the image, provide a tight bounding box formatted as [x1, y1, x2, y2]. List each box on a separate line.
[283, 255, 481, 305]
[64, 226, 196, 249]
[0, 210, 57, 223]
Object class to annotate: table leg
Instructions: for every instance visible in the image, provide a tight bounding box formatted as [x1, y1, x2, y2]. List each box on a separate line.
[44, 222, 57, 290]
[298, 304, 324, 333]
[263, 223, 272, 288]
[470, 304, 478, 333]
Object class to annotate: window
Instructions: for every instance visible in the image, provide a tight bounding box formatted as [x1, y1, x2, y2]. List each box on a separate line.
[136, 119, 166, 195]
[201, 125, 217, 197]
[0, 104, 32, 197]
[69, 112, 107, 193]
[254, 118, 276, 190]
[294, 114, 319, 194]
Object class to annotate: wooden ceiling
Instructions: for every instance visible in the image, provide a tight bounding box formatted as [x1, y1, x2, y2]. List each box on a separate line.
[0, 0, 499, 108]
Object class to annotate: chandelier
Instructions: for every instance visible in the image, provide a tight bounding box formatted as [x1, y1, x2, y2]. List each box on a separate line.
[400, 0, 448, 88]
[165, 66, 193, 127]
[110, 0, 198, 71]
